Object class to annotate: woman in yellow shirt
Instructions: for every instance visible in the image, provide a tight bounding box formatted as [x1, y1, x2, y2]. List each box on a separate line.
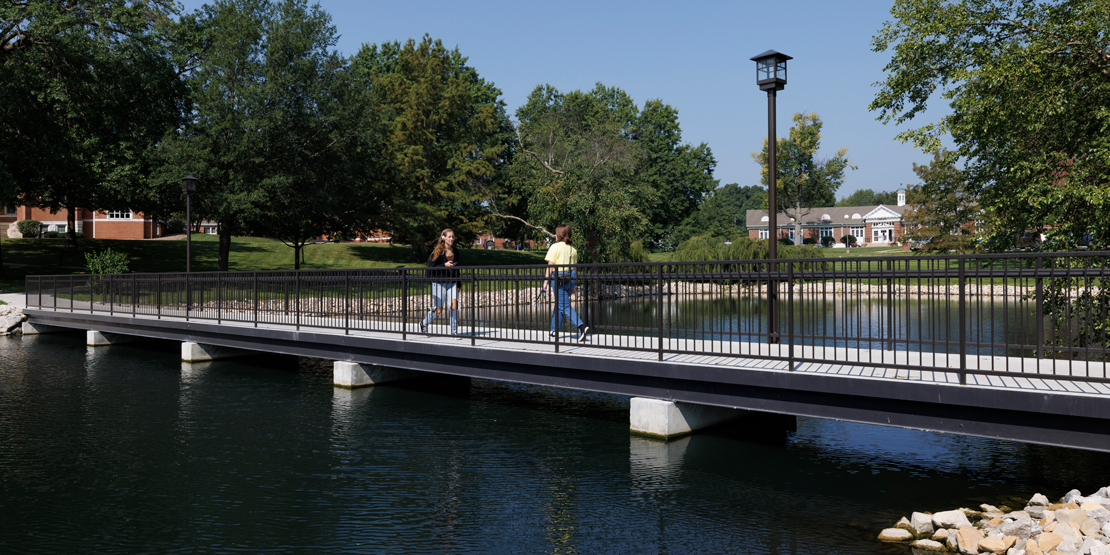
[543, 225, 589, 342]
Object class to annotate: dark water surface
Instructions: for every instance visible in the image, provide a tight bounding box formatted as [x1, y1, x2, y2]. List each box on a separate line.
[2, 332, 1108, 554]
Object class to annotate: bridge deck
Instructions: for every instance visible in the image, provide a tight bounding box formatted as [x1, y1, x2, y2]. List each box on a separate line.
[23, 301, 1110, 452]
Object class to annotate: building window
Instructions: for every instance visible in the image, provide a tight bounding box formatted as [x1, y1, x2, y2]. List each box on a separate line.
[850, 226, 864, 238]
[107, 210, 132, 219]
[56, 224, 67, 233]
[819, 227, 833, 238]
[758, 229, 769, 239]
[3, 206, 15, 215]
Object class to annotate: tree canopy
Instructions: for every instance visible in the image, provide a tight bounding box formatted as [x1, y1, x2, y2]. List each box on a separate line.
[870, 0, 1110, 250]
[836, 188, 899, 207]
[902, 149, 980, 253]
[672, 183, 765, 246]
[351, 36, 513, 261]
[1, 0, 186, 246]
[752, 112, 854, 244]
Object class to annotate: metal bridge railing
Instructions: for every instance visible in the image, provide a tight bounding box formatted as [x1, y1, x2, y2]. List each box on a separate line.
[25, 251, 1110, 384]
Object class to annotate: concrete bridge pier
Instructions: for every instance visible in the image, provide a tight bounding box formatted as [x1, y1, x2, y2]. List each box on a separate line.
[21, 321, 70, 335]
[630, 397, 800, 441]
[87, 330, 146, 346]
[333, 361, 424, 388]
[181, 341, 252, 363]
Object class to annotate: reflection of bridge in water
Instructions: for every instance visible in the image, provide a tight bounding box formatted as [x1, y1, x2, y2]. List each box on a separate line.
[22, 251, 1110, 452]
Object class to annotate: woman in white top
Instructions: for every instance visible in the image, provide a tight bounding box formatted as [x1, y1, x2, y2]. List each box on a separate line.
[542, 225, 588, 342]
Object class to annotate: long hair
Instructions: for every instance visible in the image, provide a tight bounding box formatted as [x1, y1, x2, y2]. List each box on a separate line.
[430, 228, 455, 260]
[555, 225, 572, 245]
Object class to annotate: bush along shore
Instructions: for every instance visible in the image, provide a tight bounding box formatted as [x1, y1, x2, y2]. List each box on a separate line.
[878, 486, 1110, 554]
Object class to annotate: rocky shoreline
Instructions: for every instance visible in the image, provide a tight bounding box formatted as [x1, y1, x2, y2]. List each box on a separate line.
[0, 304, 25, 335]
[880, 487, 1110, 554]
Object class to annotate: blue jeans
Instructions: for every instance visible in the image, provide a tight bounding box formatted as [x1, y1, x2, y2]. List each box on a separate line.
[422, 282, 458, 334]
[549, 271, 582, 333]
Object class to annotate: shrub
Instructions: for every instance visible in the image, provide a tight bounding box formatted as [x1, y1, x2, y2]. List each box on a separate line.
[629, 241, 652, 263]
[778, 237, 794, 246]
[74, 232, 84, 239]
[821, 236, 835, 248]
[16, 219, 41, 237]
[803, 237, 817, 245]
[163, 218, 186, 235]
[840, 234, 857, 246]
[85, 248, 130, 275]
[44, 231, 59, 238]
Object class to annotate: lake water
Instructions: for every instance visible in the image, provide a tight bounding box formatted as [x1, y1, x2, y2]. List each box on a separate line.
[2, 332, 1108, 554]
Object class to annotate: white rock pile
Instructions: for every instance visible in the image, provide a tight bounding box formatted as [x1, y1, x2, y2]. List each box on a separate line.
[879, 487, 1110, 555]
[0, 304, 24, 335]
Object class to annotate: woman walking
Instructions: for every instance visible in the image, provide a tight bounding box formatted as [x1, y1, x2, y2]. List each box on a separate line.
[421, 229, 461, 336]
[543, 225, 589, 342]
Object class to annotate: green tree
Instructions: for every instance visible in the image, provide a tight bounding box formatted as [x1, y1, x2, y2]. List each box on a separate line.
[672, 183, 765, 247]
[870, 0, 1110, 250]
[634, 99, 718, 249]
[837, 188, 900, 207]
[155, 0, 372, 269]
[902, 149, 980, 253]
[0, 0, 186, 247]
[752, 112, 854, 244]
[502, 83, 649, 263]
[351, 36, 513, 261]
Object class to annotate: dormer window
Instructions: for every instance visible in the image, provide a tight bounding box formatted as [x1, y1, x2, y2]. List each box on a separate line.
[852, 213, 862, 219]
[761, 216, 769, 222]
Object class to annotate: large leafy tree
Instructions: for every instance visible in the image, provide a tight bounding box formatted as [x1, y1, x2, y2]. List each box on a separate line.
[870, 0, 1110, 250]
[1, 0, 186, 247]
[673, 183, 765, 246]
[635, 99, 718, 250]
[752, 112, 854, 244]
[351, 36, 513, 261]
[502, 83, 649, 263]
[156, 0, 371, 269]
[903, 149, 980, 253]
[836, 188, 899, 207]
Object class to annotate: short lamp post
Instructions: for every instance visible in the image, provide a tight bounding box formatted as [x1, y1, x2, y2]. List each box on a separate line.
[181, 175, 198, 273]
[751, 50, 791, 344]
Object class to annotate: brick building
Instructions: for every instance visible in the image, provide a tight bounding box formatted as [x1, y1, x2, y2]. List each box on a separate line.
[745, 190, 911, 247]
[2, 205, 163, 239]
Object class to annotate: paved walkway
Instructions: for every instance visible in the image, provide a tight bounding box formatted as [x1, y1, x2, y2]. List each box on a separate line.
[0, 293, 25, 308]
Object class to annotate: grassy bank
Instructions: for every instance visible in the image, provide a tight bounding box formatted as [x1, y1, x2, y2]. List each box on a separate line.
[0, 234, 546, 294]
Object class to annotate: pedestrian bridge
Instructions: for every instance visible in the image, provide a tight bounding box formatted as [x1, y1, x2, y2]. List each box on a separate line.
[21, 251, 1110, 452]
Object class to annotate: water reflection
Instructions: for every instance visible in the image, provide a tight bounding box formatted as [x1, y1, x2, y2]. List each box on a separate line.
[629, 435, 690, 494]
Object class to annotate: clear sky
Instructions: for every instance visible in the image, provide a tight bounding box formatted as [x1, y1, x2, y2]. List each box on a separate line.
[176, 0, 941, 199]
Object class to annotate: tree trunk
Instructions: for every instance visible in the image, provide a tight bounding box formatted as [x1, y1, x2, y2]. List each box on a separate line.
[588, 227, 598, 264]
[218, 222, 232, 271]
[293, 242, 301, 270]
[794, 200, 803, 245]
[66, 204, 77, 247]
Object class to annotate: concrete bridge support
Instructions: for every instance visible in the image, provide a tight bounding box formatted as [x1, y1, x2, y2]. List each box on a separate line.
[630, 397, 750, 439]
[181, 341, 253, 363]
[333, 361, 424, 389]
[21, 321, 70, 335]
[87, 330, 147, 346]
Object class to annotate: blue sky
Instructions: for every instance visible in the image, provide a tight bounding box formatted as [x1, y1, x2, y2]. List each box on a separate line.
[176, 0, 943, 199]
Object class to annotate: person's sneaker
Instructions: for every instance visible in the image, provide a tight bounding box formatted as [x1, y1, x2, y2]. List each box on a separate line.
[577, 325, 590, 343]
[549, 331, 557, 339]
[420, 323, 427, 335]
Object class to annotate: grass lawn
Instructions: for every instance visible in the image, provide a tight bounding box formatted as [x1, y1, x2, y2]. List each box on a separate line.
[1, 234, 546, 294]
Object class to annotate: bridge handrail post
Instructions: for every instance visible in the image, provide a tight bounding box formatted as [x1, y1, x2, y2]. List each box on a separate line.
[788, 261, 795, 371]
[53, 275, 58, 311]
[217, 272, 222, 324]
[109, 274, 114, 316]
[658, 263, 664, 362]
[401, 269, 408, 340]
[887, 259, 894, 351]
[253, 272, 259, 328]
[185, 272, 190, 321]
[553, 266, 560, 354]
[470, 268, 477, 346]
[69, 275, 74, 313]
[959, 255, 967, 385]
[295, 271, 301, 331]
[344, 270, 350, 335]
[1035, 255, 1044, 359]
[157, 274, 162, 319]
[132, 273, 137, 317]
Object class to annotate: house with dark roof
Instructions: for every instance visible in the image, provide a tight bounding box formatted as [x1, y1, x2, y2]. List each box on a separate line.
[745, 189, 911, 247]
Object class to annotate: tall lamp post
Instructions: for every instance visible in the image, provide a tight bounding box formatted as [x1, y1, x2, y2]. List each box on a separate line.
[751, 50, 791, 344]
[181, 175, 198, 273]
